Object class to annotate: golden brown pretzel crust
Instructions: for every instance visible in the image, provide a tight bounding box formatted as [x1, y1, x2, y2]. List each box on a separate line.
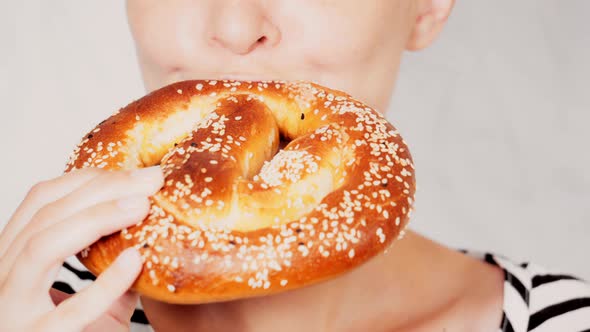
[65, 80, 416, 304]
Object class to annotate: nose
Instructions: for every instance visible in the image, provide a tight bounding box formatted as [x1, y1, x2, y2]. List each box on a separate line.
[208, 1, 280, 55]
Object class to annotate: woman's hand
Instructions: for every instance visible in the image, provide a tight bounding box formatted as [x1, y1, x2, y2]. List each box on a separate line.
[0, 166, 163, 332]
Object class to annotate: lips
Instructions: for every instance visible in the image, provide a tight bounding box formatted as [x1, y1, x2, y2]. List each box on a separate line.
[218, 73, 264, 80]
[216, 73, 280, 81]
[178, 70, 285, 82]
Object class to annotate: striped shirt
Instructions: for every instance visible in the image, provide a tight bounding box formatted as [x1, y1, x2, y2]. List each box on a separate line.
[53, 251, 590, 331]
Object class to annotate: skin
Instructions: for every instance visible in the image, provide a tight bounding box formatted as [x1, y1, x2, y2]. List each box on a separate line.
[0, 167, 164, 332]
[0, 0, 504, 331]
[131, 1, 504, 331]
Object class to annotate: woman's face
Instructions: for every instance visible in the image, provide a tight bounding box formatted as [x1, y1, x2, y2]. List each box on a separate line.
[124, 1, 453, 327]
[126, 0, 449, 112]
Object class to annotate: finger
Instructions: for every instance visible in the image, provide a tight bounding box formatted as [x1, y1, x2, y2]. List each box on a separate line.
[3, 196, 149, 296]
[39, 166, 163, 227]
[84, 291, 140, 332]
[107, 291, 140, 326]
[0, 168, 102, 256]
[0, 167, 162, 278]
[44, 248, 142, 332]
[28, 166, 162, 236]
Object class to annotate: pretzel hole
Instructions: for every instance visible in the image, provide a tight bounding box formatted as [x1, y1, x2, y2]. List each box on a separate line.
[131, 94, 353, 232]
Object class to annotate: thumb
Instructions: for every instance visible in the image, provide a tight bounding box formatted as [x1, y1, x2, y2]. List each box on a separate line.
[107, 290, 141, 325]
[84, 291, 141, 332]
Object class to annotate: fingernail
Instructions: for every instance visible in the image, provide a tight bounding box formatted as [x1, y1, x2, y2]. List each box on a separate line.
[131, 166, 162, 181]
[115, 247, 142, 269]
[117, 196, 148, 210]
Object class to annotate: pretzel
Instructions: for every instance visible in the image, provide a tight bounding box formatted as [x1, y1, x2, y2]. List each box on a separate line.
[65, 80, 416, 304]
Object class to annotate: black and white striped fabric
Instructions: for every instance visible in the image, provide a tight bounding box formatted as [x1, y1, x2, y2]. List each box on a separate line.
[465, 251, 590, 332]
[53, 251, 590, 331]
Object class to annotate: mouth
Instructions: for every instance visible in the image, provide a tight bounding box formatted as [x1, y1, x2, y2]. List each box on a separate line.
[215, 73, 282, 82]
[177, 68, 286, 82]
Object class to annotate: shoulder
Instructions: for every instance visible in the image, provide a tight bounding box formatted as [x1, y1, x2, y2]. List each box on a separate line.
[520, 259, 590, 331]
[464, 250, 590, 332]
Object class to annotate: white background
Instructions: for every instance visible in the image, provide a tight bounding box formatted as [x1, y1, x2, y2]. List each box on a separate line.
[1, 1, 589, 278]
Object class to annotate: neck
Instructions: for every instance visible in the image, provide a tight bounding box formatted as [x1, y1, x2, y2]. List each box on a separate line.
[141, 231, 473, 332]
